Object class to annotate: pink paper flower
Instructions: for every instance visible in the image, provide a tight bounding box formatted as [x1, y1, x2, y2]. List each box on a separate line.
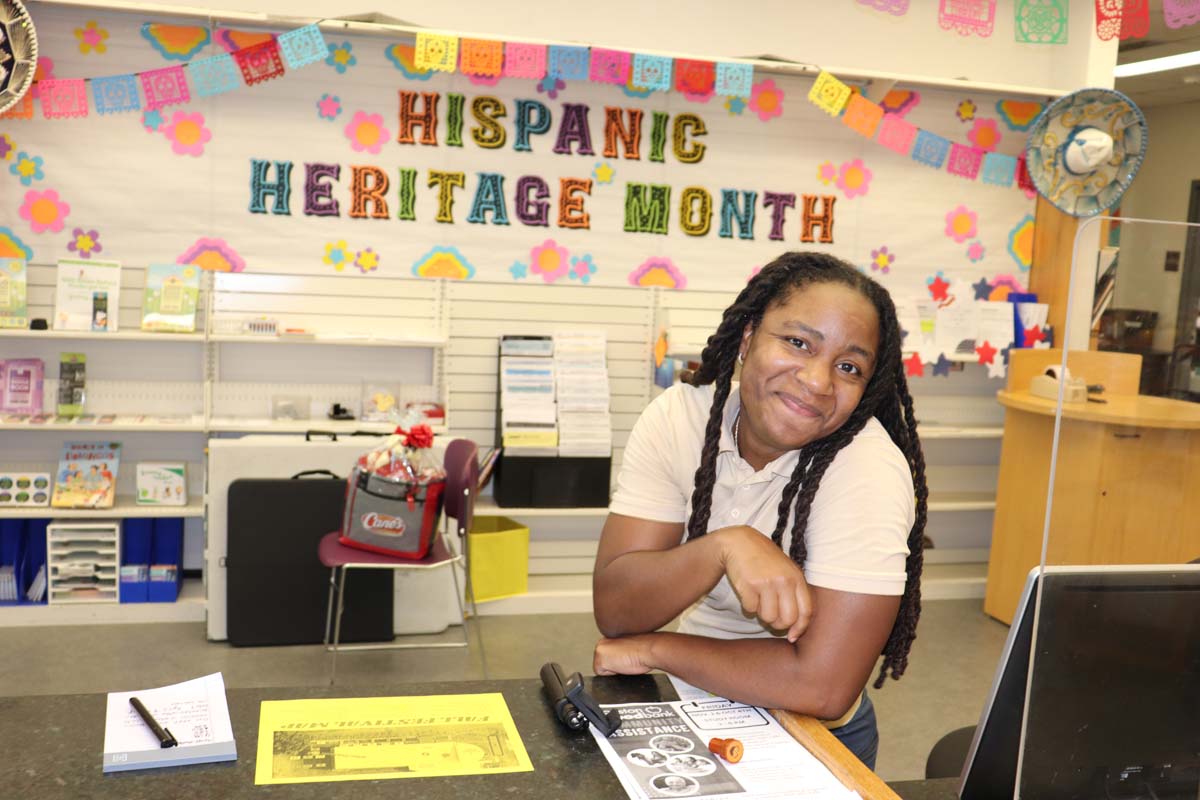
[529, 239, 570, 283]
[19, 189, 71, 234]
[967, 241, 986, 262]
[837, 159, 873, 199]
[967, 118, 1001, 152]
[317, 93, 342, 121]
[344, 111, 390, 155]
[817, 161, 837, 185]
[163, 111, 212, 157]
[749, 78, 784, 122]
[945, 205, 978, 243]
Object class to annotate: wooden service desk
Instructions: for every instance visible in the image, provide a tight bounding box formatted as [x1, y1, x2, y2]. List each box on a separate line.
[985, 349, 1200, 624]
[3, 675, 913, 800]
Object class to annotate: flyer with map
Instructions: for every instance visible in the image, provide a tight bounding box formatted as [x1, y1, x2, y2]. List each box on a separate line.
[254, 693, 534, 785]
[591, 699, 859, 800]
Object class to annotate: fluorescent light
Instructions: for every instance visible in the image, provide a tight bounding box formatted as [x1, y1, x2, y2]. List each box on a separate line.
[1115, 50, 1200, 78]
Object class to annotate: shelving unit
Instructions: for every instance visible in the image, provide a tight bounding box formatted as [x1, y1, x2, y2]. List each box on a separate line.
[0, 500, 204, 520]
[46, 521, 120, 605]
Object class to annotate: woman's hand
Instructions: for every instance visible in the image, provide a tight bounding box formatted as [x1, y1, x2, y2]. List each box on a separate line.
[594, 635, 656, 675]
[715, 526, 813, 642]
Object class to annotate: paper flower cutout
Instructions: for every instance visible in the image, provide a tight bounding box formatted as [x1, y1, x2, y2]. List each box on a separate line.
[967, 118, 1001, 152]
[163, 111, 212, 157]
[817, 161, 837, 185]
[412, 246, 476, 280]
[19, 190, 70, 234]
[326, 41, 356, 73]
[344, 111, 390, 155]
[509, 261, 528, 280]
[537, 75, 566, 100]
[569, 254, 597, 284]
[384, 43, 432, 80]
[354, 248, 379, 274]
[142, 109, 165, 132]
[215, 28, 274, 53]
[324, 240, 350, 271]
[927, 272, 951, 302]
[593, 162, 615, 185]
[880, 89, 920, 117]
[31, 57, 55, 99]
[870, 245, 894, 274]
[725, 96, 746, 115]
[628, 257, 687, 290]
[141, 23, 211, 61]
[956, 99, 976, 122]
[749, 78, 784, 122]
[317, 93, 342, 120]
[178, 238, 245, 272]
[67, 228, 102, 259]
[621, 72, 653, 99]
[529, 239, 570, 283]
[945, 205, 978, 243]
[76, 21, 109, 54]
[1007, 214, 1035, 271]
[0, 227, 33, 260]
[10, 152, 44, 186]
[467, 72, 502, 87]
[995, 99, 1044, 131]
[837, 159, 873, 199]
[967, 240, 986, 263]
[0, 134, 13, 161]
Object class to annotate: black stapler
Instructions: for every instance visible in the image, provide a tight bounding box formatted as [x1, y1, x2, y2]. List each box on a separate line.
[540, 662, 622, 737]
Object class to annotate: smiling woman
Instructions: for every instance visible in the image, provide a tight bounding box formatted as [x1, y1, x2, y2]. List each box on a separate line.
[591, 251, 928, 771]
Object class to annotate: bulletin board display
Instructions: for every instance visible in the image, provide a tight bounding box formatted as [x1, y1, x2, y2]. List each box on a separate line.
[1, 6, 1040, 329]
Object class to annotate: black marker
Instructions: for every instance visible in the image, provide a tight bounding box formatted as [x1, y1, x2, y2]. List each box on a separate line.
[129, 696, 178, 748]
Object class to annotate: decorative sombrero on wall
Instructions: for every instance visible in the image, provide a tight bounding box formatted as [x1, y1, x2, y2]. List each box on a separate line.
[1025, 87, 1148, 218]
[0, 0, 37, 115]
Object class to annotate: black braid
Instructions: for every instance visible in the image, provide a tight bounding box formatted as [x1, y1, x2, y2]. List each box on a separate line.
[685, 252, 928, 688]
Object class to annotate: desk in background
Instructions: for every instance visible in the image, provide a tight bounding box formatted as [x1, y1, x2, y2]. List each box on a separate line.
[2, 675, 947, 800]
[986, 349, 1200, 624]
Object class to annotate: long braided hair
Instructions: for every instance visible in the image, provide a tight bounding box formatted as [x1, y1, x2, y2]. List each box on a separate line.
[685, 251, 928, 689]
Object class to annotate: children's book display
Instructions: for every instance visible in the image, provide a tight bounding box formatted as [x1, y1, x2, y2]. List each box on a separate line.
[54, 259, 122, 332]
[0, 472, 51, 507]
[0, 258, 28, 329]
[135, 463, 187, 506]
[0, 357, 44, 413]
[141, 264, 200, 333]
[51, 441, 121, 509]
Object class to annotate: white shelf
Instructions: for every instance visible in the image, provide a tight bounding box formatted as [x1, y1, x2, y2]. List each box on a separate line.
[0, 329, 204, 342]
[0, 416, 206, 432]
[0, 498, 204, 519]
[918, 424, 1004, 439]
[0, 578, 205, 627]
[927, 492, 996, 512]
[475, 498, 609, 517]
[207, 417, 448, 435]
[209, 333, 447, 347]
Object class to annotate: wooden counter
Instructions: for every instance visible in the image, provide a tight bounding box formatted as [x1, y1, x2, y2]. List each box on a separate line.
[985, 350, 1200, 624]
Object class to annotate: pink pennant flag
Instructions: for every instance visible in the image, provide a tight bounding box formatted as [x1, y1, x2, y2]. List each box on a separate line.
[39, 78, 89, 119]
[946, 143, 985, 179]
[504, 42, 546, 79]
[140, 66, 190, 110]
[589, 48, 631, 85]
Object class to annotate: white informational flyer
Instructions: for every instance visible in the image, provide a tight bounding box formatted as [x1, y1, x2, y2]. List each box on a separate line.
[590, 696, 860, 800]
[54, 258, 122, 332]
[102, 672, 237, 773]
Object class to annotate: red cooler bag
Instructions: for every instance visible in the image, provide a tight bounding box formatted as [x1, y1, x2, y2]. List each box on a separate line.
[340, 466, 445, 558]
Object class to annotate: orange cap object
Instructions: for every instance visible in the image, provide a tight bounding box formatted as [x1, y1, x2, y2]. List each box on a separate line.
[708, 737, 744, 763]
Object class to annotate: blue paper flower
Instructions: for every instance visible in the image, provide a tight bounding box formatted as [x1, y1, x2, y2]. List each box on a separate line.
[326, 42, 357, 74]
[10, 152, 44, 186]
[509, 261, 528, 280]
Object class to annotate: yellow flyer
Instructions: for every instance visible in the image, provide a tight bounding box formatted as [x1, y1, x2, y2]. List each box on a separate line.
[254, 693, 534, 785]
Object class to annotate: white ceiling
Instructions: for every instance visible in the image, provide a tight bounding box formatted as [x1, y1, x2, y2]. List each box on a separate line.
[1115, 0, 1200, 108]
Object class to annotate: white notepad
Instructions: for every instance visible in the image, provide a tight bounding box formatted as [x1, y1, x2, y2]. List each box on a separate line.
[102, 672, 237, 773]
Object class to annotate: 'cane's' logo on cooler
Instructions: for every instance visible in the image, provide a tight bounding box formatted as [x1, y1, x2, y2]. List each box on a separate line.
[362, 512, 406, 535]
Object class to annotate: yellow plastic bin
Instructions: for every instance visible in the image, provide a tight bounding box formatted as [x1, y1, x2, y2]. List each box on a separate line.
[467, 516, 530, 602]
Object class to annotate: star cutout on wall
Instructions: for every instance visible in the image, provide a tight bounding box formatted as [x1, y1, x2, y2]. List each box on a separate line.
[975, 340, 998, 364]
[928, 275, 950, 302]
[987, 358, 1007, 379]
[971, 277, 992, 300]
[932, 354, 953, 376]
[1023, 326, 1045, 346]
[904, 351, 925, 378]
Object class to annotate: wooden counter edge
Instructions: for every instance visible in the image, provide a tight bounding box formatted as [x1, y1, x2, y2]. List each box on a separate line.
[996, 390, 1200, 430]
[769, 708, 901, 799]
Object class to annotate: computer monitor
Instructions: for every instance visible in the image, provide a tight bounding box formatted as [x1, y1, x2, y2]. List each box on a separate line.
[959, 564, 1200, 800]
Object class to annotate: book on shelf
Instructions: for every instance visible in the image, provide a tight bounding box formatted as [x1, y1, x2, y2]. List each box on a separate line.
[0, 357, 44, 414]
[103, 673, 237, 773]
[57, 352, 86, 416]
[0, 258, 28, 329]
[54, 258, 121, 332]
[136, 462, 188, 506]
[51, 441, 121, 509]
[141, 264, 200, 333]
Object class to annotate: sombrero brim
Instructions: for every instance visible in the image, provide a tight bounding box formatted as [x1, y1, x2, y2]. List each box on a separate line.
[0, 0, 37, 115]
[1025, 87, 1147, 218]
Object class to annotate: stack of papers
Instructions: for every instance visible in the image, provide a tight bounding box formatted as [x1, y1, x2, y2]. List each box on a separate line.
[500, 355, 558, 455]
[103, 673, 237, 773]
[555, 332, 612, 458]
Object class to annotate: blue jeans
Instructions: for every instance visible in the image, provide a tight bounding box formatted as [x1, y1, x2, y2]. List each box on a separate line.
[829, 691, 879, 770]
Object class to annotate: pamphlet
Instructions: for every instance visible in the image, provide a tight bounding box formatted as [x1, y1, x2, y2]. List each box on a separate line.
[51, 440, 120, 508]
[0, 258, 28, 329]
[141, 264, 200, 333]
[103, 673, 236, 773]
[54, 258, 121, 331]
